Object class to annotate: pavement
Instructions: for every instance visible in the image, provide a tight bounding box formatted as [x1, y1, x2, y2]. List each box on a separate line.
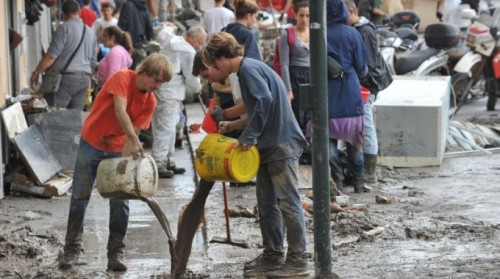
[0, 93, 499, 278]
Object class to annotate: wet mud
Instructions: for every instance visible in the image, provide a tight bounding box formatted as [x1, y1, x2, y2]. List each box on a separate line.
[173, 179, 214, 278]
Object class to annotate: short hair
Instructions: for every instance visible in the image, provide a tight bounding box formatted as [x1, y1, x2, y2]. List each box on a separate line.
[192, 51, 207, 76]
[62, 0, 80, 15]
[233, 0, 259, 19]
[136, 53, 173, 83]
[202, 32, 243, 66]
[82, 0, 91, 5]
[185, 25, 207, 41]
[101, 2, 114, 10]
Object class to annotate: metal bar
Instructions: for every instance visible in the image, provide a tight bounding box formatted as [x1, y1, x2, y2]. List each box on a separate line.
[309, 0, 332, 277]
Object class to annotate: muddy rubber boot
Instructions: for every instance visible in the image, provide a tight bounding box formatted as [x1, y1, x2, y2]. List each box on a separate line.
[364, 154, 377, 184]
[329, 179, 344, 198]
[353, 179, 372, 193]
[107, 253, 127, 272]
[157, 164, 174, 178]
[58, 248, 81, 270]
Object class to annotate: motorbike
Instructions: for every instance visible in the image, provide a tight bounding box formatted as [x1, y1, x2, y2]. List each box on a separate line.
[380, 22, 460, 77]
[452, 4, 500, 111]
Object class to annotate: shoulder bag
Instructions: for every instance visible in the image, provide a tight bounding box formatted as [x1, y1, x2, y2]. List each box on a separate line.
[39, 24, 87, 94]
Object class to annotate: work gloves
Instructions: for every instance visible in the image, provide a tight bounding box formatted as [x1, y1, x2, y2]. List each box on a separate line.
[210, 105, 225, 122]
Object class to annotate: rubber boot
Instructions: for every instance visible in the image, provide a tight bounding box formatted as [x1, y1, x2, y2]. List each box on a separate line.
[364, 154, 377, 184]
[329, 179, 345, 199]
[353, 179, 372, 193]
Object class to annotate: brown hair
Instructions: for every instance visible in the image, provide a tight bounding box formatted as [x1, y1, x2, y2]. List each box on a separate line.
[293, 1, 309, 13]
[202, 32, 243, 66]
[233, 0, 259, 19]
[103, 26, 134, 54]
[136, 53, 173, 83]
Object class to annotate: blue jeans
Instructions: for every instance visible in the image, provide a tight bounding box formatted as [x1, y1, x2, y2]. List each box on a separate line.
[363, 94, 378, 155]
[256, 157, 307, 256]
[64, 139, 129, 256]
[329, 138, 365, 182]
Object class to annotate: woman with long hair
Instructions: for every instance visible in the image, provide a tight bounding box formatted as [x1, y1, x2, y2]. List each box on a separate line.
[97, 26, 133, 87]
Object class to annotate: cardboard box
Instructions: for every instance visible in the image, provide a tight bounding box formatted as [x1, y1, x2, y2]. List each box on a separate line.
[374, 76, 450, 167]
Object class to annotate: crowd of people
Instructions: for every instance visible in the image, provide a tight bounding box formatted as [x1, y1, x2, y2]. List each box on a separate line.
[28, 0, 406, 277]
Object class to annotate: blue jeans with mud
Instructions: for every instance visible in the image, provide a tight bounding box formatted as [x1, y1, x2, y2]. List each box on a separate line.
[329, 138, 365, 182]
[64, 139, 129, 257]
[256, 157, 307, 257]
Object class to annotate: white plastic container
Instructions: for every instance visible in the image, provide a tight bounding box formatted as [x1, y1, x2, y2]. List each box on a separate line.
[96, 156, 158, 199]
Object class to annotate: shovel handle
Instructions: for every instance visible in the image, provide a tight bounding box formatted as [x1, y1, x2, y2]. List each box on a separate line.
[222, 181, 231, 241]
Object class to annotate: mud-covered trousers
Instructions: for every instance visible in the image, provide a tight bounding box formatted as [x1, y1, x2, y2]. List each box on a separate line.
[256, 155, 307, 257]
[64, 139, 129, 257]
[151, 98, 180, 166]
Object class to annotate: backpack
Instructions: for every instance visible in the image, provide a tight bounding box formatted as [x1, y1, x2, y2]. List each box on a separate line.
[272, 27, 295, 76]
[357, 0, 374, 21]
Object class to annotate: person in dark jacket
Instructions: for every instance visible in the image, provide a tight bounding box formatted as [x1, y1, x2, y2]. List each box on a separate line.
[203, 31, 309, 278]
[222, 0, 262, 61]
[118, 0, 154, 69]
[323, 0, 371, 194]
[344, 0, 393, 184]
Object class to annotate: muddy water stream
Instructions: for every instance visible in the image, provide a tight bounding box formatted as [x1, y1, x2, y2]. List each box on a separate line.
[142, 197, 178, 274]
[172, 179, 214, 278]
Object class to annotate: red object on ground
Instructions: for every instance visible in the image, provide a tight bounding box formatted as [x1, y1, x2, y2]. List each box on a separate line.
[202, 99, 218, 134]
[361, 87, 370, 103]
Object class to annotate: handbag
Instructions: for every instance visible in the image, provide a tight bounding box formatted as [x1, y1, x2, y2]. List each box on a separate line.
[39, 24, 86, 94]
[327, 55, 345, 80]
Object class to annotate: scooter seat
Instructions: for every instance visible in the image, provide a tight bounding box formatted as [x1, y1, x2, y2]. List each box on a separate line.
[395, 48, 440, 75]
[394, 27, 419, 41]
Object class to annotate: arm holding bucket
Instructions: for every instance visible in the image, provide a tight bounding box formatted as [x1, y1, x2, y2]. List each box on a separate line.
[114, 95, 144, 159]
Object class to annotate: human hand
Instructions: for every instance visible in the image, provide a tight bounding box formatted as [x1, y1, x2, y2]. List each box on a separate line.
[30, 71, 40, 89]
[210, 105, 225, 122]
[131, 137, 144, 160]
[238, 141, 251, 151]
[287, 91, 294, 103]
[218, 121, 233, 133]
[436, 11, 443, 21]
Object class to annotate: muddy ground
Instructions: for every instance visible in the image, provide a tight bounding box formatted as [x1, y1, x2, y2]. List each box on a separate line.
[1, 101, 500, 278]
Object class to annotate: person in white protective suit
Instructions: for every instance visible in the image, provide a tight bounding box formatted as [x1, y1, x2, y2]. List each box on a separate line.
[152, 24, 206, 178]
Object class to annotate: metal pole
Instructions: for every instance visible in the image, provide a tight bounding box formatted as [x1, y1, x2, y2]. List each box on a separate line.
[309, 0, 332, 277]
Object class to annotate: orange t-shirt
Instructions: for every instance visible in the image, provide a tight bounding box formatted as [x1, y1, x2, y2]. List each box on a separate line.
[81, 70, 157, 152]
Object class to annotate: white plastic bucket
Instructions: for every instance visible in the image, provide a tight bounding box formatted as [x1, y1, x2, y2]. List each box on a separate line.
[96, 156, 158, 199]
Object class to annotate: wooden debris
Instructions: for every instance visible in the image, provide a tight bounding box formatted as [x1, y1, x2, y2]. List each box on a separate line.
[332, 235, 359, 249]
[363, 226, 385, 237]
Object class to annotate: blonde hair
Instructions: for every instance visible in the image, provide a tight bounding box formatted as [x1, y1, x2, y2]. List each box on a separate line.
[136, 53, 173, 82]
[202, 32, 244, 66]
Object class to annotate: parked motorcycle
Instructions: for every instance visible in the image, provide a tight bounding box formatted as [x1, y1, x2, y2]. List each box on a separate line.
[452, 5, 500, 111]
[380, 22, 460, 77]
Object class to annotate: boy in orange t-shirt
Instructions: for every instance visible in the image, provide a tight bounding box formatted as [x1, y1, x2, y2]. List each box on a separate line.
[59, 53, 173, 272]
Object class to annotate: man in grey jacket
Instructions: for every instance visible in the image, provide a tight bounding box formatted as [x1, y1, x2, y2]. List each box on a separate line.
[30, 0, 97, 110]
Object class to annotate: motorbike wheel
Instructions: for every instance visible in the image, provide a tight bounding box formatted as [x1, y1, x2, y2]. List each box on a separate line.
[451, 73, 471, 107]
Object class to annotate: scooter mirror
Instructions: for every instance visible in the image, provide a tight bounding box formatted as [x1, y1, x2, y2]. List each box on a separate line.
[460, 9, 478, 20]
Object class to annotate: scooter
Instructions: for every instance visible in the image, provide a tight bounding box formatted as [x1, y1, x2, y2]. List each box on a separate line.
[452, 5, 500, 111]
[380, 22, 460, 77]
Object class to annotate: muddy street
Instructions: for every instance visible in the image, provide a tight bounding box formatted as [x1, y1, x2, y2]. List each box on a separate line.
[1, 101, 500, 278]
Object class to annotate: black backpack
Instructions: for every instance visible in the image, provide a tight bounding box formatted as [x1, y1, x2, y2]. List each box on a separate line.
[357, 0, 374, 21]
